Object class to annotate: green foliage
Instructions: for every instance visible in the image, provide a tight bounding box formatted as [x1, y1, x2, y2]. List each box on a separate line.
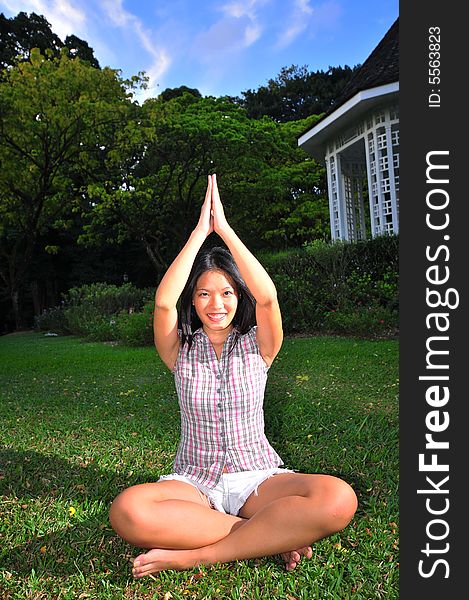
[114, 300, 155, 347]
[31, 305, 69, 333]
[35, 283, 154, 344]
[1, 17, 337, 330]
[81, 94, 329, 273]
[0, 12, 389, 339]
[0, 11, 62, 70]
[63, 310, 117, 340]
[323, 305, 396, 337]
[35, 237, 398, 343]
[238, 64, 360, 122]
[226, 115, 330, 248]
[0, 46, 144, 326]
[0, 11, 100, 71]
[159, 85, 202, 101]
[63, 282, 150, 315]
[260, 236, 399, 336]
[81, 93, 256, 272]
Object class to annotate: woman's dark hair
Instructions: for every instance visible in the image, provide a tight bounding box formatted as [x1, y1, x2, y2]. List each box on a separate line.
[179, 246, 256, 352]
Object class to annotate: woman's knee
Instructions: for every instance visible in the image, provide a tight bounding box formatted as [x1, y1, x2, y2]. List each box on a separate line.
[321, 476, 358, 532]
[301, 474, 357, 534]
[109, 481, 198, 544]
[109, 485, 156, 538]
[109, 487, 137, 532]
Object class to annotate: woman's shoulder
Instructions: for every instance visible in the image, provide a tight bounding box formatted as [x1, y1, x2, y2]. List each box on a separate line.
[246, 325, 258, 339]
[235, 326, 270, 370]
[236, 326, 260, 351]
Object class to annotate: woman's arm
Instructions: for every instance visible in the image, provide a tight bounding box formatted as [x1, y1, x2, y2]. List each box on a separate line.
[153, 176, 213, 370]
[211, 174, 283, 366]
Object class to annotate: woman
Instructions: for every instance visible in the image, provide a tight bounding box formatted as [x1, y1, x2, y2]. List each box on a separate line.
[109, 174, 358, 578]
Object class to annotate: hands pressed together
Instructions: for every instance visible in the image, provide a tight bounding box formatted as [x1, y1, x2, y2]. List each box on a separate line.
[196, 174, 230, 238]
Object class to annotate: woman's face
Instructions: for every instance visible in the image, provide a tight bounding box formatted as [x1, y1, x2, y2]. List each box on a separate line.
[193, 270, 239, 334]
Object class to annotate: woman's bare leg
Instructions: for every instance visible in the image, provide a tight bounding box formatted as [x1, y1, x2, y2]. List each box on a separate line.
[110, 478, 316, 572]
[131, 474, 358, 577]
[109, 480, 245, 549]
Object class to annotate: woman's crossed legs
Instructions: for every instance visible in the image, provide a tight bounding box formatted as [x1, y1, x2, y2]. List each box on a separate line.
[109, 472, 357, 578]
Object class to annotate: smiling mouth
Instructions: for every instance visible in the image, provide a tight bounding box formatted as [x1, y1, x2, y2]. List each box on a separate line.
[207, 313, 227, 322]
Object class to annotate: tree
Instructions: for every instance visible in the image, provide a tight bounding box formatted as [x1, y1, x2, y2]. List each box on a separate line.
[81, 93, 257, 274]
[159, 85, 202, 102]
[238, 64, 358, 122]
[63, 34, 100, 68]
[0, 11, 100, 71]
[219, 115, 330, 248]
[0, 48, 141, 327]
[81, 93, 330, 271]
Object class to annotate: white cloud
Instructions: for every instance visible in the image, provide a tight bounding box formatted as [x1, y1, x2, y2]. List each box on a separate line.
[296, 0, 314, 15]
[100, 0, 171, 99]
[195, 16, 257, 56]
[276, 0, 343, 49]
[276, 0, 314, 48]
[221, 0, 270, 19]
[244, 23, 262, 46]
[186, 0, 272, 97]
[196, 0, 267, 54]
[222, 0, 253, 19]
[2, 0, 172, 100]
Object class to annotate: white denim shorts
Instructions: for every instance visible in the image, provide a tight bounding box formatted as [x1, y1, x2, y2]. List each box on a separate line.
[158, 468, 295, 516]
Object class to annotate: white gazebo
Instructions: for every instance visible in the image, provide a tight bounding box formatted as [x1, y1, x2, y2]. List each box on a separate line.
[298, 18, 399, 241]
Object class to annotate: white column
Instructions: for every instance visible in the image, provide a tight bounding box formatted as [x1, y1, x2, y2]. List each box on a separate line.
[336, 153, 349, 240]
[364, 133, 378, 236]
[356, 168, 367, 239]
[372, 126, 386, 237]
[343, 172, 357, 240]
[325, 155, 337, 240]
[385, 123, 399, 234]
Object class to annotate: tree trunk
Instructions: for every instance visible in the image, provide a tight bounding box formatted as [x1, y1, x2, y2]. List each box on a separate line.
[11, 288, 21, 330]
[142, 239, 167, 278]
[31, 280, 41, 317]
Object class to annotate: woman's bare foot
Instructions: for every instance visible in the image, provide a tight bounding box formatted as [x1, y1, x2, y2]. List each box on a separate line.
[132, 548, 198, 578]
[280, 546, 313, 571]
[132, 544, 313, 578]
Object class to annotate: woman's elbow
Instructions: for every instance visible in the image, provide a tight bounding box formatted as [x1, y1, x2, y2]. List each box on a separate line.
[255, 291, 279, 309]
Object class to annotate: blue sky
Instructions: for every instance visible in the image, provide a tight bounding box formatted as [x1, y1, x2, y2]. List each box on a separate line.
[1, 0, 398, 101]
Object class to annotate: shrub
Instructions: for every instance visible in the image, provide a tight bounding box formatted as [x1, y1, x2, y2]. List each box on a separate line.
[35, 236, 398, 343]
[35, 283, 155, 343]
[34, 306, 70, 334]
[322, 305, 398, 337]
[259, 234, 398, 337]
[114, 301, 154, 346]
[63, 282, 151, 315]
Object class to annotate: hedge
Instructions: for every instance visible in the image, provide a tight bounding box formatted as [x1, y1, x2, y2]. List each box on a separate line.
[35, 235, 398, 343]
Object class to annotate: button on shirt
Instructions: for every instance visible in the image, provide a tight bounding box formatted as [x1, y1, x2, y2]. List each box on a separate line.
[172, 326, 283, 488]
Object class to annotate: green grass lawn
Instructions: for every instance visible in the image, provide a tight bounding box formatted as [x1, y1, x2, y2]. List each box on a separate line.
[0, 332, 399, 599]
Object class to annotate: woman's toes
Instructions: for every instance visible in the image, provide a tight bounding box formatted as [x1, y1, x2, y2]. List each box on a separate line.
[281, 551, 299, 570]
[281, 547, 313, 571]
[133, 555, 144, 567]
[287, 560, 298, 571]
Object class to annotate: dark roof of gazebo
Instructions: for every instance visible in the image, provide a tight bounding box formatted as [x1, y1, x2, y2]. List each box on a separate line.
[308, 17, 399, 128]
[333, 17, 399, 110]
[298, 17, 399, 157]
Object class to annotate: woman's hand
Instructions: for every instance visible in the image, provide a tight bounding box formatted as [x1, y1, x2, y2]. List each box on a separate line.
[195, 175, 214, 237]
[211, 174, 230, 235]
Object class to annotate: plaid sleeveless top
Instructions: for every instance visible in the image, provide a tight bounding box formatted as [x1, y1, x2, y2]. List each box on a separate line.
[172, 326, 283, 488]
